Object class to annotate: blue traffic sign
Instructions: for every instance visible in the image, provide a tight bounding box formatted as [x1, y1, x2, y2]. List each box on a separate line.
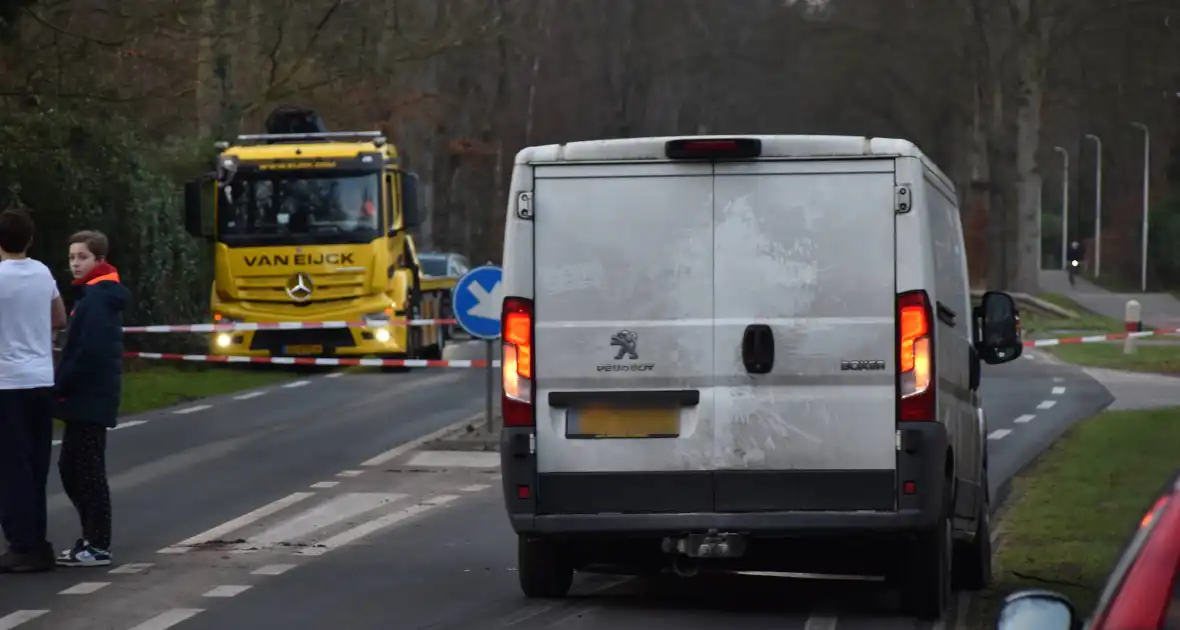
[452, 265, 504, 340]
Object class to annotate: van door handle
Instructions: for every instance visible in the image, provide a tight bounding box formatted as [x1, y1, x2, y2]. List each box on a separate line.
[741, 324, 775, 374]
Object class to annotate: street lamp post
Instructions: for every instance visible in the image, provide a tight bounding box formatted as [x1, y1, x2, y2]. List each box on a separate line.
[1085, 134, 1103, 277]
[1131, 122, 1150, 292]
[1054, 146, 1069, 270]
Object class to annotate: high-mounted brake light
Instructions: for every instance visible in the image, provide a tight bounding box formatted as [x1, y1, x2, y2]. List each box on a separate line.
[502, 297, 534, 427]
[1093, 492, 1180, 629]
[898, 290, 934, 421]
[665, 138, 762, 160]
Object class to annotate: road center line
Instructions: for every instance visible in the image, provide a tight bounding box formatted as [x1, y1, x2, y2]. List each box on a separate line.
[1036, 400, 1057, 410]
[1014, 414, 1036, 424]
[1051, 386, 1066, 395]
[126, 609, 204, 630]
[173, 404, 212, 415]
[987, 429, 1011, 440]
[204, 585, 251, 598]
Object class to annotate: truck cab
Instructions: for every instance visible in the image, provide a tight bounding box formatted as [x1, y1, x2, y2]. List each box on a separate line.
[183, 107, 448, 362]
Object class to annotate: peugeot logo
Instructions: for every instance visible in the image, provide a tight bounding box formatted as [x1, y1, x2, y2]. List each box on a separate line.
[286, 272, 314, 301]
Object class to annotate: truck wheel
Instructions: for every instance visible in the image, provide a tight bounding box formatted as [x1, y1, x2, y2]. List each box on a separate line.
[952, 481, 992, 590]
[899, 513, 952, 620]
[518, 536, 574, 599]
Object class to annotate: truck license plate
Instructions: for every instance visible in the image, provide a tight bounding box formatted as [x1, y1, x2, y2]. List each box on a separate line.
[283, 344, 323, 355]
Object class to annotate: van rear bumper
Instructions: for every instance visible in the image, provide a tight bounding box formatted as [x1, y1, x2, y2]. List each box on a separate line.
[502, 422, 950, 539]
[509, 508, 933, 537]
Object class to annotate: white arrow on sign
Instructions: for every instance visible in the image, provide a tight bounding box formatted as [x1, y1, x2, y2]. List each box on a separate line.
[466, 278, 504, 320]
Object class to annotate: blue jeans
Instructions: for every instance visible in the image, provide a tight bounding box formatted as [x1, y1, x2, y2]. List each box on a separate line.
[0, 387, 53, 554]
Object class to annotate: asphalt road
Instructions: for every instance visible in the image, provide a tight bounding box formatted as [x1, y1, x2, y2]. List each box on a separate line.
[0, 348, 1113, 630]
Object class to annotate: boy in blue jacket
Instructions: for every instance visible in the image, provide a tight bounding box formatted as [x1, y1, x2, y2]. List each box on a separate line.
[54, 230, 130, 567]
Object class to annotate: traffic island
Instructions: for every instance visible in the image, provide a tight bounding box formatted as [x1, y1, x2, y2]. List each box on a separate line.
[967, 406, 1180, 627]
[426, 412, 502, 452]
[1045, 342, 1180, 375]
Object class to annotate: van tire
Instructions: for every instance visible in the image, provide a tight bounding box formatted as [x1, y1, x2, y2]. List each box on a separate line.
[518, 536, 574, 598]
[952, 482, 992, 590]
[899, 513, 952, 620]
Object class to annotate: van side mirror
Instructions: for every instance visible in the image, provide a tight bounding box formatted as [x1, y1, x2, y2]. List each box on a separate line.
[995, 590, 1080, 630]
[183, 176, 214, 240]
[400, 171, 421, 230]
[974, 291, 1022, 365]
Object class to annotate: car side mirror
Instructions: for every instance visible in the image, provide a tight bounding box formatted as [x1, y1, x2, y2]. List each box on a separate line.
[974, 291, 1022, 365]
[996, 590, 1080, 630]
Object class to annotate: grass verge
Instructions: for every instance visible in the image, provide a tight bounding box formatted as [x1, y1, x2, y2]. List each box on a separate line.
[968, 406, 1180, 627]
[55, 364, 297, 427]
[1020, 293, 1124, 335]
[1044, 342, 1180, 374]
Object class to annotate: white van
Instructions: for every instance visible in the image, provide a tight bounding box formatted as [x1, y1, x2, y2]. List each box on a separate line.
[497, 135, 1023, 619]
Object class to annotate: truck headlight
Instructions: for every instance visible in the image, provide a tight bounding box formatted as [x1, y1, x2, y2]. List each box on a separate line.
[216, 333, 233, 347]
[374, 328, 391, 342]
[363, 311, 392, 342]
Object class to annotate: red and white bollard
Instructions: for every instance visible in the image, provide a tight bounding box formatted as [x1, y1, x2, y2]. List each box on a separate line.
[1124, 299, 1142, 355]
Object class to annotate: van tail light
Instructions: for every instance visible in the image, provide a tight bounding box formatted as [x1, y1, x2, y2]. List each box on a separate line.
[502, 297, 534, 427]
[898, 290, 934, 421]
[1093, 492, 1180, 629]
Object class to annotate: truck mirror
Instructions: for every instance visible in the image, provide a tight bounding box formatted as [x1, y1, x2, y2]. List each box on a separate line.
[184, 176, 214, 240]
[400, 171, 421, 230]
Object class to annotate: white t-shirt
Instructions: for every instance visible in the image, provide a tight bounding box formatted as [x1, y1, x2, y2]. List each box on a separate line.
[0, 257, 60, 389]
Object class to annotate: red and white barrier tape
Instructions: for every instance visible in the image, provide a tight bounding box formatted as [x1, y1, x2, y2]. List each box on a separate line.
[1024, 327, 1179, 348]
[123, 352, 497, 368]
[122, 319, 454, 333]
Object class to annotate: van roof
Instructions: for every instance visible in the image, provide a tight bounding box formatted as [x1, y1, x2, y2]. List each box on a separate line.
[515, 135, 952, 189]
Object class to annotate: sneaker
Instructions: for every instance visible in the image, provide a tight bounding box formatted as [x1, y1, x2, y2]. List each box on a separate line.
[56, 539, 111, 567]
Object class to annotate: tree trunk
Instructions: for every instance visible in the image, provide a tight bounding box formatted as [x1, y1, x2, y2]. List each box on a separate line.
[1010, 0, 1046, 293]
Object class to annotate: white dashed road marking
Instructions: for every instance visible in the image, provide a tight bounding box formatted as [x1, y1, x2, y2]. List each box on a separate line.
[310, 481, 339, 489]
[460, 484, 491, 492]
[803, 615, 838, 630]
[1037, 400, 1057, 410]
[158, 492, 316, 554]
[1014, 414, 1036, 424]
[988, 429, 1012, 440]
[251, 563, 296, 576]
[1051, 386, 1066, 395]
[336, 470, 364, 478]
[233, 391, 266, 400]
[173, 404, 212, 415]
[110, 562, 154, 574]
[0, 611, 48, 629]
[282, 380, 310, 389]
[59, 582, 110, 595]
[127, 608, 204, 630]
[204, 585, 252, 598]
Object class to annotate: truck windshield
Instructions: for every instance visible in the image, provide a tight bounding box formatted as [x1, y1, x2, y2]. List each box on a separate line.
[217, 171, 382, 246]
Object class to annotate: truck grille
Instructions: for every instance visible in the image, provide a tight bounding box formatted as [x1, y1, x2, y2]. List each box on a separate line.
[250, 328, 357, 355]
[234, 272, 367, 302]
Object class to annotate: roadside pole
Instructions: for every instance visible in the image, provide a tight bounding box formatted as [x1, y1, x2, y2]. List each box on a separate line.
[452, 263, 505, 436]
[486, 339, 495, 432]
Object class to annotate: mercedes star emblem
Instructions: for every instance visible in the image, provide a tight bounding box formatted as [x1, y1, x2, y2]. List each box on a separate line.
[286, 272, 314, 301]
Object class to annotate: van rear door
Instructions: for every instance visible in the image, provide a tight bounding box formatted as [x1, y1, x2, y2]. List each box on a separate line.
[531, 162, 716, 515]
[711, 159, 899, 513]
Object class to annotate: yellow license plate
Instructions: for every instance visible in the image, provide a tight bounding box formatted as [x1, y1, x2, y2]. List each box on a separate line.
[567, 406, 680, 439]
[284, 344, 323, 355]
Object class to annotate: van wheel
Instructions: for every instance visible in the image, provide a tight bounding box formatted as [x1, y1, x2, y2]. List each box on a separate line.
[952, 483, 992, 590]
[518, 536, 574, 599]
[899, 513, 952, 620]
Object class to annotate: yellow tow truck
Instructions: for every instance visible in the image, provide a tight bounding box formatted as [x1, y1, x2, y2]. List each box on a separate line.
[182, 106, 454, 363]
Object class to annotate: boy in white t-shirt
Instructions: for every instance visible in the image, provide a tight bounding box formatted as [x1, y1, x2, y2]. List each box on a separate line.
[0, 208, 68, 573]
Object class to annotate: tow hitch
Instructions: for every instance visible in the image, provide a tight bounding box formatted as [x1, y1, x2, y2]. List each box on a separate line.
[661, 529, 747, 559]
